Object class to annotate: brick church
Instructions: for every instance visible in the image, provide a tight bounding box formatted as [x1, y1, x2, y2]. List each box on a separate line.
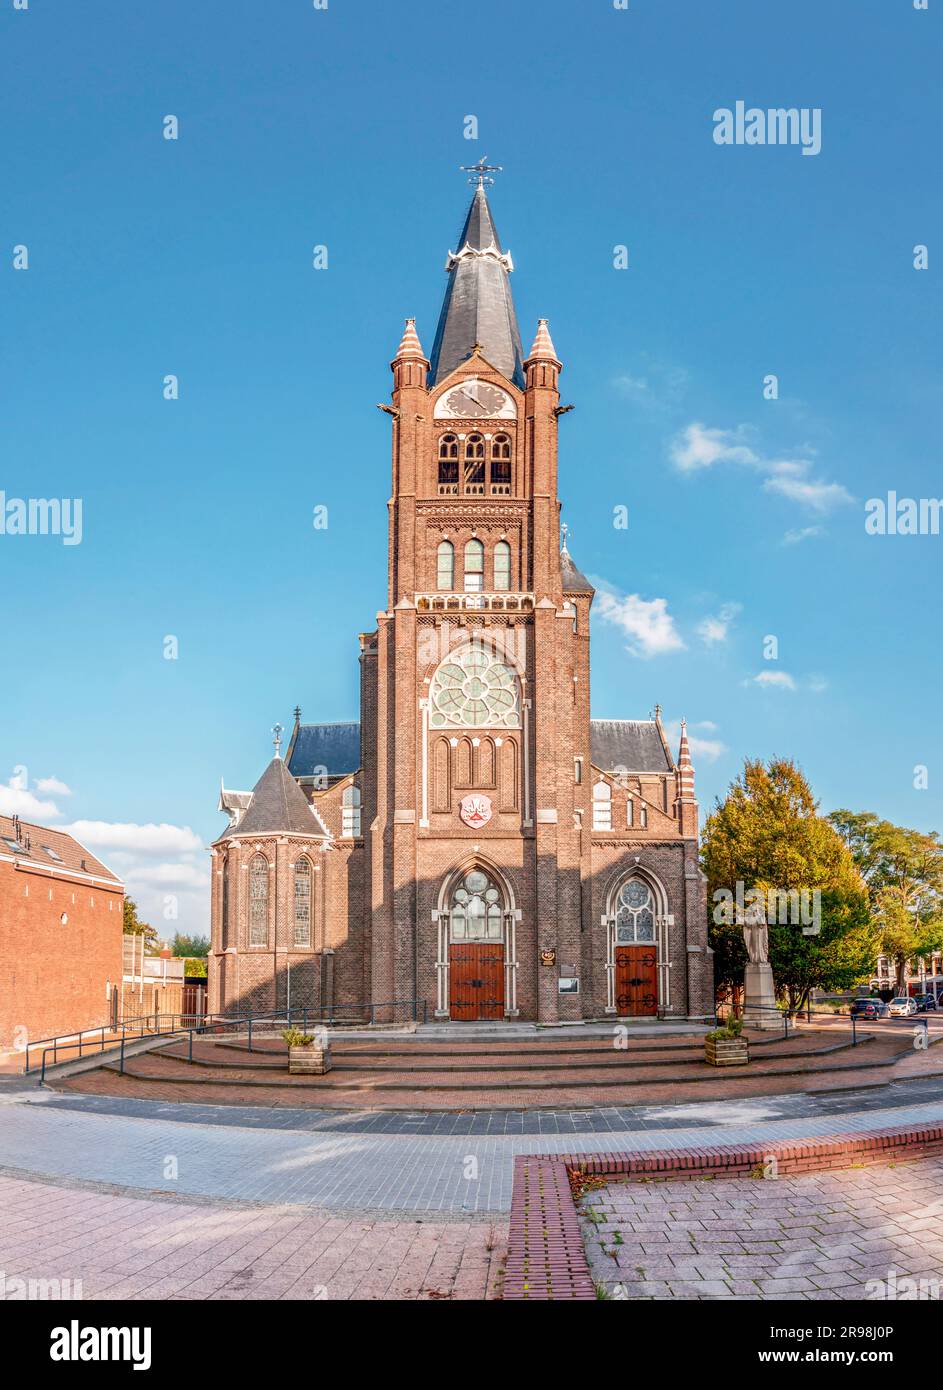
[210, 171, 713, 1025]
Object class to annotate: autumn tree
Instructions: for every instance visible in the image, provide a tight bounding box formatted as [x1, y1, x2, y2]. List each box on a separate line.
[703, 759, 872, 1009]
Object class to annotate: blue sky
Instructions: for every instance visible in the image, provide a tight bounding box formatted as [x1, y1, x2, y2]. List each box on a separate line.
[2, 0, 940, 935]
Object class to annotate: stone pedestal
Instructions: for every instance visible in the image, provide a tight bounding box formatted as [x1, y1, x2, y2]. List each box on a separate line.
[289, 1044, 332, 1075]
[743, 962, 780, 1030]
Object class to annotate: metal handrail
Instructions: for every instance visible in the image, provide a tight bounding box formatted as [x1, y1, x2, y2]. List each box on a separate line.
[716, 999, 937, 1048]
[34, 998, 428, 1082]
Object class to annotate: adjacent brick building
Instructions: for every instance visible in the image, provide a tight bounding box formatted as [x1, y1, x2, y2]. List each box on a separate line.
[210, 175, 713, 1024]
[0, 813, 124, 1049]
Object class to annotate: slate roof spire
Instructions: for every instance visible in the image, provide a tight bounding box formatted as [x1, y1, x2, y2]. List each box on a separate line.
[428, 179, 525, 390]
[218, 756, 330, 840]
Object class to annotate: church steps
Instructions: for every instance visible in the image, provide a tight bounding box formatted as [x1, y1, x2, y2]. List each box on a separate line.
[156, 1035, 866, 1075]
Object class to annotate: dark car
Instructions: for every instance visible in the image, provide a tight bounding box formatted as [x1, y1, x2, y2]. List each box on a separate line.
[850, 998, 890, 1019]
[913, 994, 939, 1013]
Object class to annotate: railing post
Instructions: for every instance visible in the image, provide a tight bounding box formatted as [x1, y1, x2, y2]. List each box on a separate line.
[851, 1014, 857, 1047]
[188, 1029, 193, 1062]
[303, 1008, 308, 1036]
[120, 1034, 126, 1074]
[248, 1017, 253, 1052]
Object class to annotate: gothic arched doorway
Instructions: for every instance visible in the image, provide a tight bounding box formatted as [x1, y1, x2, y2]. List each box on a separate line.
[609, 875, 663, 1017]
[436, 865, 514, 1020]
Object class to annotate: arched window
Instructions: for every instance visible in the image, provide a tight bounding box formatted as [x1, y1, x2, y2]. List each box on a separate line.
[433, 738, 451, 813]
[248, 855, 269, 946]
[626, 798, 634, 827]
[454, 737, 473, 786]
[499, 738, 518, 811]
[463, 538, 485, 593]
[438, 435, 459, 493]
[449, 868, 504, 942]
[615, 877, 655, 944]
[639, 804, 648, 829]
[429, 643, 522, 729]
[493, 540, 511, 591]
[478, 736, 495, 787]
[463, 435, 486, 494]
[221, 857, 230, 950]
[342, 784, 361, 838]
[490, 435, 512, 493]
[437, 540, 454, 590]
[293, 857, 312, 947]
[592, 781, 612, 831]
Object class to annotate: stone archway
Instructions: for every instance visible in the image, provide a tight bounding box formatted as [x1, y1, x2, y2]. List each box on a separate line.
[605, 868, 670, 1017]
[436, 861, 517, 1020]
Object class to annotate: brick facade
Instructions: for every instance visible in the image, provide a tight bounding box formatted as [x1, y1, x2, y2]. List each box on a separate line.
[0, 816, 124, 1050]
[210, 183, 713, 1025]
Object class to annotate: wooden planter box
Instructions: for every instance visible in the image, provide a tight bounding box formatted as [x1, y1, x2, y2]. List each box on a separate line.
[704, 1036, 750, 1068]
[289, 1044, 332, 1076]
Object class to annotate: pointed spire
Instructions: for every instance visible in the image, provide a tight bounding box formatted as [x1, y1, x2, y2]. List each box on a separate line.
[677, 717, 692, 766]
[428, 182, 524, 389]
[393, 317, 426, 361]
[526, 318, 560, 365]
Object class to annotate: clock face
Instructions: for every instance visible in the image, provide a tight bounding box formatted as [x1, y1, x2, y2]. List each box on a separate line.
[442, 380, 511, 419]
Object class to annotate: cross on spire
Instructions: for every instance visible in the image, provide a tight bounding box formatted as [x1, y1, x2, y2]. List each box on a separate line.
[459, 156, 503, 188]
[272, 723, 284, 759]
[561, 521, 570, 552]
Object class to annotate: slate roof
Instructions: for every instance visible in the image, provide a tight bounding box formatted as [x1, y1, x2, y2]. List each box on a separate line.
[218, 757, 329, 840]
[590, 720, 673, 774]
[428, 184, 525, 389]
[0, 813, 122, 884]
[561, 546, 594, 594]
[287, 722, 361, 781]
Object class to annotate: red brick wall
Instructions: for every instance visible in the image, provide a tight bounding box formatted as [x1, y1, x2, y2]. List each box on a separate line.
[0, 859, 123, 1049]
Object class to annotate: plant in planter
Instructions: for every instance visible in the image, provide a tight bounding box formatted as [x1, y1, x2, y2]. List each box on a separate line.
[704, 1014, 750, 1067]
[282, 1026, 332, 1076]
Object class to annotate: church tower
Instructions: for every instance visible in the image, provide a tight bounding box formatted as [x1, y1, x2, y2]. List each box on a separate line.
[364, 164, 594, 1023]
[211, 167, 713, 1027]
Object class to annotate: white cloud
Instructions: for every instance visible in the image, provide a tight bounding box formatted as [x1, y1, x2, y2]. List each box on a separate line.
[670, 423, 759, 473]
[744, 671, 797, 691]
[64, 821, 204, 855]
[764, 476, 852, 512]
[665, 719, 727, 762]
[595, 587, 686, 658]
[697, 601, 742, 646]
[34, 776, 72, 796]
[64, 820, 210, 943]
[0, 779, 62, 820]
[670, 422, 851, 515]
[782, 525, 824, 545]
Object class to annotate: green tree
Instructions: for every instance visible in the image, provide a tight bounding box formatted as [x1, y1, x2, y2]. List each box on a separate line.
[829, 811, 943, 991]
[703, 759, 871, 1009]
[122, 897, 160, 952]
[170, 932, 209, 959]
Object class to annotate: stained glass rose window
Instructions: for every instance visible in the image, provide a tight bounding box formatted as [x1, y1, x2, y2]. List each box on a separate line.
[429, 645, 521, 729]
[615, 878, 655, 944]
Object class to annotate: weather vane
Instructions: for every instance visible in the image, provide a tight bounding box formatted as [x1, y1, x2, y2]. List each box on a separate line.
[460, 156, 503, 187]
[272, 722, 283, 758]
[561, 521, 570, 550]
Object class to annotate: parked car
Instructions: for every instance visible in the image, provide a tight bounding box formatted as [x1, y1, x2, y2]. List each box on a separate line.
[913, 994, 938, 1013]
[850, 998, 889, 1019]
[888, 996, 918, 1017]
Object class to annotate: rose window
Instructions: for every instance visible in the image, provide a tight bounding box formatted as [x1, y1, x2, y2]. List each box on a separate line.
[615, 878, 655, 944]
[429, 645, 521, 729]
